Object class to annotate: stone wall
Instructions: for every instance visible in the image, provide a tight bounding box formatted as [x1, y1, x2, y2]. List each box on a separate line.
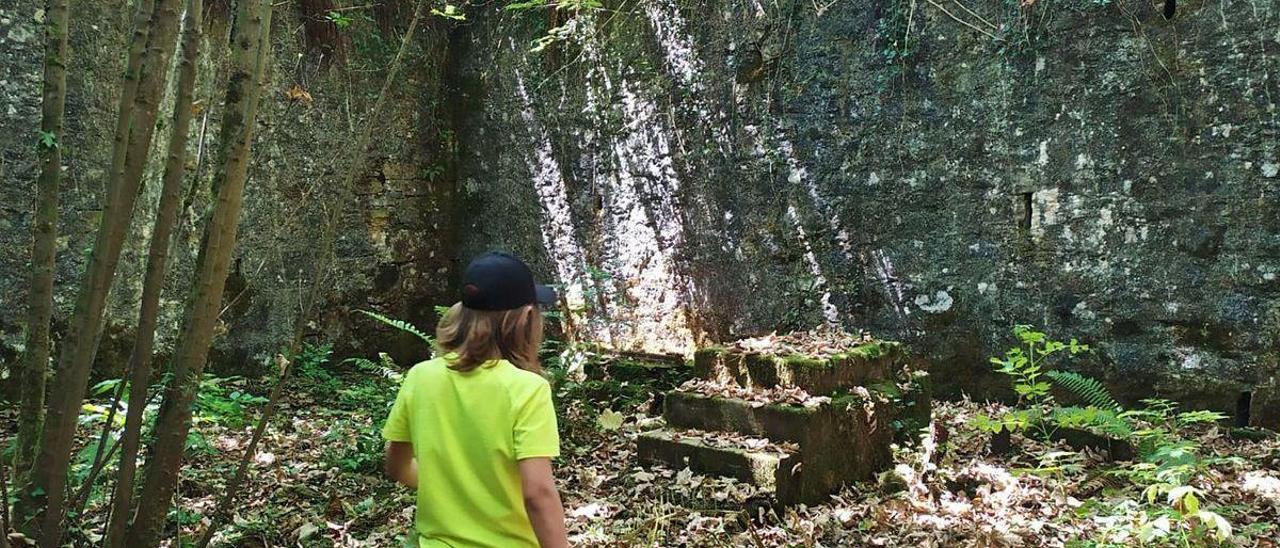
[0, 0, 457, 382]
[4, 0, 1278, 422]
[446, 0, 1280, 419]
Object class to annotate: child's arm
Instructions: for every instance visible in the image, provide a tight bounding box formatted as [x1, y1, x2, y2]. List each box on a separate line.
[518, 457, 569, 548]
[384, 441, 418, 488]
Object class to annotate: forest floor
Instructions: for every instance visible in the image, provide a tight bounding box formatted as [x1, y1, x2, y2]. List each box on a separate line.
[6, 346, 1280, 547]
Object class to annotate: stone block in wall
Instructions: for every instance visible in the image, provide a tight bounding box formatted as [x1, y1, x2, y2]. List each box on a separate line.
[1250, 379, 1280, 431]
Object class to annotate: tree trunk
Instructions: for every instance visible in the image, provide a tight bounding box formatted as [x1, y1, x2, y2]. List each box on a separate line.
[124, 2, 274, 545]
[1, 462, 10, 548]
[14, 0, 71, 502]
[22, 0, 184, 545]
[103, 0, 203, 544]
[194, 2, 429, 541]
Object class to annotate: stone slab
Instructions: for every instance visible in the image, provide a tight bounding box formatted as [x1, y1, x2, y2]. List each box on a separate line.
[663, 391, 815, 443]
[635, 429, 796, 492]
[693, 341, 904, 395]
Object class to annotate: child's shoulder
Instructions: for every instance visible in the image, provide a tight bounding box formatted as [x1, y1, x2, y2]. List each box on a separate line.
[498, 362, 551, 390]
[403, 356, 449, 379]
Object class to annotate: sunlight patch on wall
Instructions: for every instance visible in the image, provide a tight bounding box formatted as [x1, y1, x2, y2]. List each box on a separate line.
[871, 248, 909, 320]
[643, 0, 701, 91]
[515, 25, 697, 355]
[787, 205, 841, 328]
[513, 71, 601, 343]
[589, 76, 696, 354]
[776, 137, 855, 261]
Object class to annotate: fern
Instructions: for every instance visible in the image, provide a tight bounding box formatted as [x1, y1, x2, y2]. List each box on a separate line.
[357, 310, 433, 346]
[1052, 406, 1132, 438]
[1047, 370, 1120, 411]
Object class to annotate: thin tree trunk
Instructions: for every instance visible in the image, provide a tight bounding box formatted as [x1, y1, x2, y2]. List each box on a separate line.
[124, 2, 274, 545]
[81, 374, 127, 500]
[101, 0, 204, 544]
[14, 0, 71, 502]
[24, 1, 185, 545]
[193, 4, 430, 541]
[2, 462, 10, 548]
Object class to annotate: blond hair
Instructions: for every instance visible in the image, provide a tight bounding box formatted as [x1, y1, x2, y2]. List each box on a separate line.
[435, 302, 544, 373]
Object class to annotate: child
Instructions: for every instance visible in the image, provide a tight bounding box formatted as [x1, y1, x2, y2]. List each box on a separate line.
[382, 252, 570, 547]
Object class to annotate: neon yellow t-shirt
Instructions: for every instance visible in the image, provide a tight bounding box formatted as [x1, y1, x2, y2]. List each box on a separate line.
[382, 356, 560, 548]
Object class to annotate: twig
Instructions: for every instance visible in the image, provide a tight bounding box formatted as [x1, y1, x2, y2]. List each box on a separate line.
[68, 435, 123, 516]
[743, 510, 767, 548]
[84, 378, 129, 494]
[67, 387, 163, 514]
[926, 0, 998, 40]
[950, 0, 997, 30]
[192, 356, 295, 548]
[904, 0, 917, 63]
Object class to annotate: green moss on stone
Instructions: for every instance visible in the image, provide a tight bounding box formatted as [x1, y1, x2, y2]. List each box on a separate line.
[774, 353, 826, 369]
[846, 341, 891, 359]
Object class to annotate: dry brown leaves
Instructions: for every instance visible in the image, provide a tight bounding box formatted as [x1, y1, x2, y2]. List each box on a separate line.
[730, 329, 876, 359]
[678, 378, 832, 409]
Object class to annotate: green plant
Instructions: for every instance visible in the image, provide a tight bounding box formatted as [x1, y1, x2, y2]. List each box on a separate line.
[37, 130, 58, 150]
[294, 342, 338, 391]
[504, 0, 603, 53]
[1050, 406, 1132, 438]
[506, 0, 602, 11]
[193, 375, 268, 428]
[338, 353, 402, 411]
[324, 10, 353, 28]
[1046, 370, 1120, 411]
[991, 324, 1091, 407]
[430, 4, 465, 20]
[358, 309, 434, 346]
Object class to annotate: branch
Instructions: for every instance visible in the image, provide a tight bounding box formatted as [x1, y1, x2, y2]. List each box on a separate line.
[926, 0, 998, 40]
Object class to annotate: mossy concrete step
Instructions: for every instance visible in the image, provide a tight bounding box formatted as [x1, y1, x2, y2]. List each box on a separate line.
[693, 341, 906, 395]
[635, 429, 801, 498]
[662, 391, 814, 443]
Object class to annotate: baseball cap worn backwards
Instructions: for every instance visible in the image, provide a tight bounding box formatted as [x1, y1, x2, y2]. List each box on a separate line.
[460, 252, 557, 311]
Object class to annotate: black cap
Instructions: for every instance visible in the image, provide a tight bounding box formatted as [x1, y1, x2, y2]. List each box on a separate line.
[460, 251, 557, 311]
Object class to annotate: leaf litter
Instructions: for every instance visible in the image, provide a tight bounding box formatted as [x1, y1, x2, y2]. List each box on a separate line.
[14, 367, 1279, 547]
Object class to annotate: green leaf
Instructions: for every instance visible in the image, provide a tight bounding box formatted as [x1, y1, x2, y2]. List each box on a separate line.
[596, 409, 624, 431]
[91, 378, 123, 396]
[431, 4, 466, 20]
[505, 0, 548, 10]
[1197, 510, 1232, 540]
[1183, 490, 1200, 514]
[37, 130, 58, 150]
[357, 310, 433, 346]
[1046, 370, 1120, 411]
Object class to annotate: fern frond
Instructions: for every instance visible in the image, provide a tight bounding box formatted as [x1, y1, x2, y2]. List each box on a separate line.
[1047, 370, 1120, 411]
[357, 310, 433, 345]
[1075, 468, 1129, 497]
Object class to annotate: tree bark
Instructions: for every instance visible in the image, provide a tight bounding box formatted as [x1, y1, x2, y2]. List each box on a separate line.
[1, 462, 10, 548]
[123, 2, 274, 545]
[194, 3, 429, 542]
[102, 0, 203, 545]
[14, 0, 71, 502]
[23, 0, 184, 545]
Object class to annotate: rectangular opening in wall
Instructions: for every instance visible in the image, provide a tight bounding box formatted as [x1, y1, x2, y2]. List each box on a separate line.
[1237, 391, 1252, 427]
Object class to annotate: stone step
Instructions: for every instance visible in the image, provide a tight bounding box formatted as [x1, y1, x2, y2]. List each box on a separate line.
[693, 341, 906, 395]
[635, 429, 800, 498]
[662, 390, 814, 443]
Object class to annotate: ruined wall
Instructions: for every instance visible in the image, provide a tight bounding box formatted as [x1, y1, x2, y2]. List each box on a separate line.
[448, 0, 1280, 418]
[0, 0, 456, 380]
